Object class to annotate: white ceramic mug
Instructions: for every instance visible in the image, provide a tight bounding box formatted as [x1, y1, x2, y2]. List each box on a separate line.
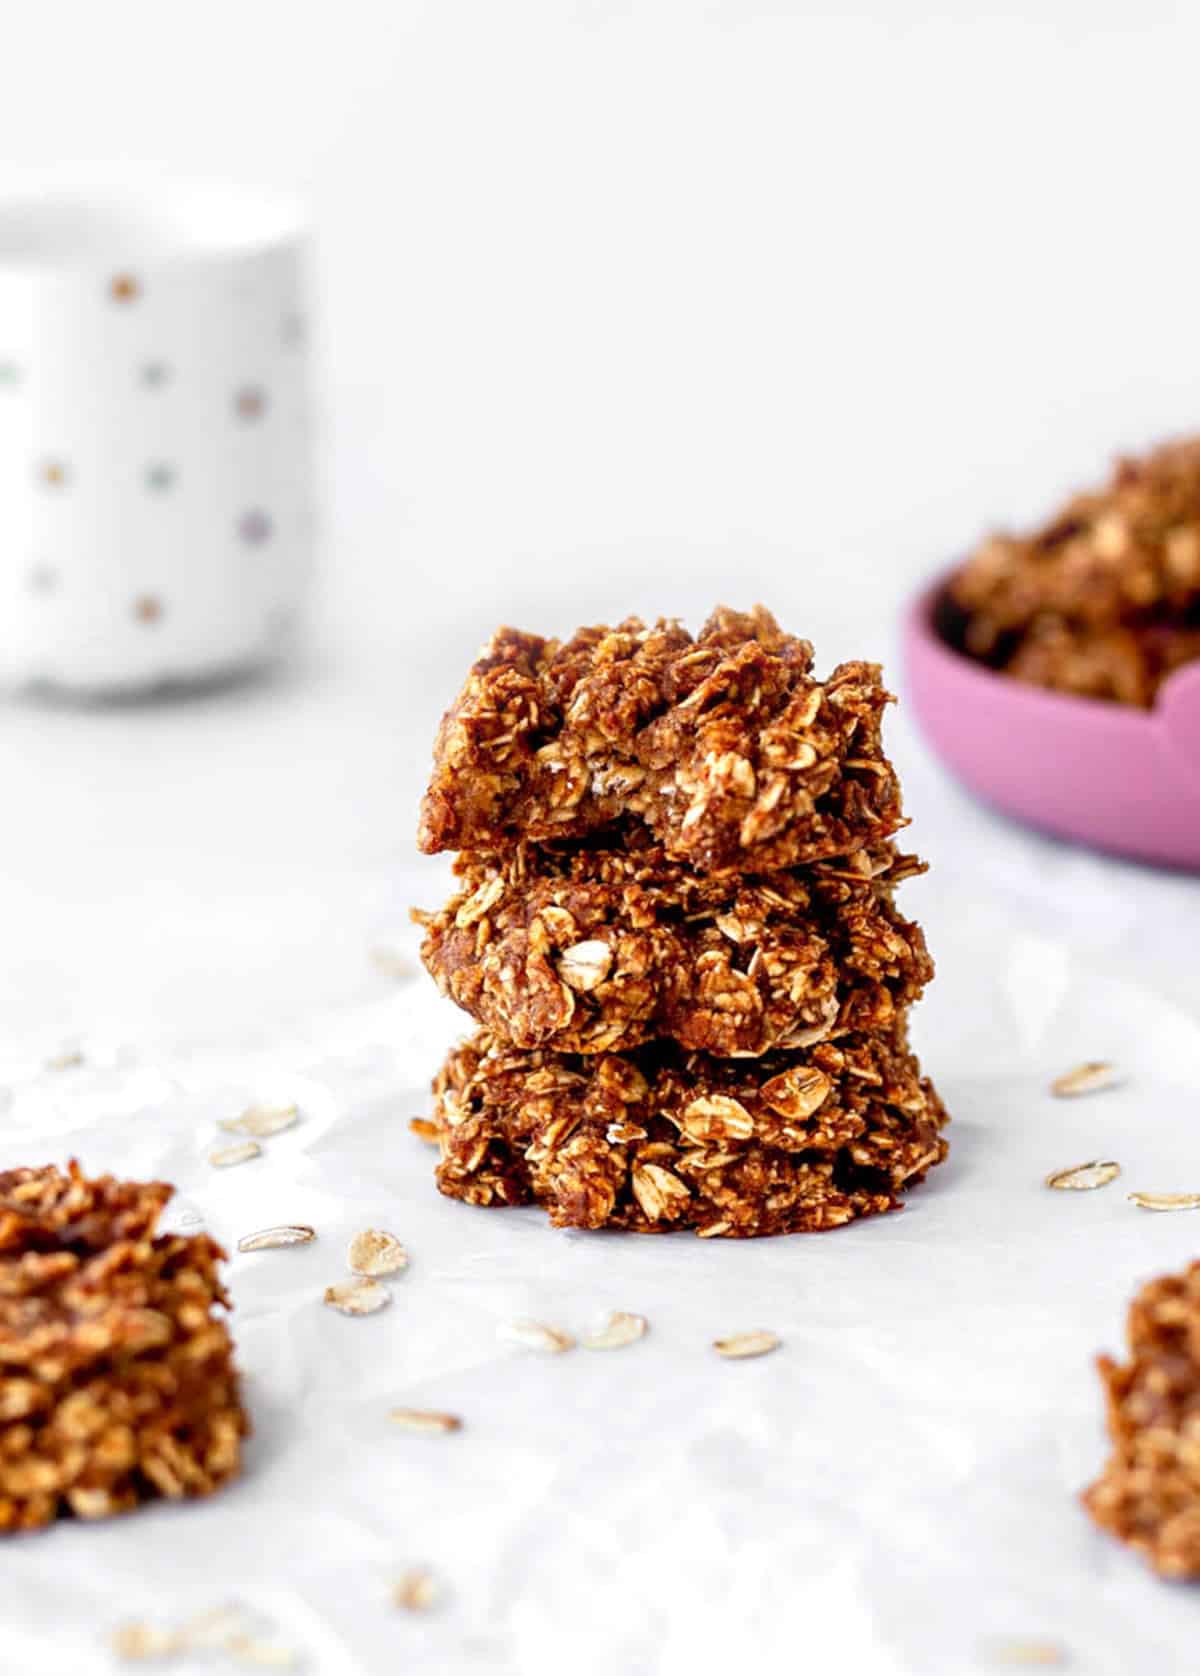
[0, 178, 315, 695]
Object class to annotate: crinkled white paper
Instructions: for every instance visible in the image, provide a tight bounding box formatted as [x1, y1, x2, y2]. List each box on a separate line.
[3, 790, 1200, 1675]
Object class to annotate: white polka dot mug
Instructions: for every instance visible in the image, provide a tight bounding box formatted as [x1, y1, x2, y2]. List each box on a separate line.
[0, 179, 315, 695]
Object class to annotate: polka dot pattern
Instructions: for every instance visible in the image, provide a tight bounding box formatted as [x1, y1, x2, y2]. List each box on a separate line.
[28, 564, 59, 595]
[0, 236, 312, 692]
[238, 509, 272, 545]
[234, 386, 267, 421]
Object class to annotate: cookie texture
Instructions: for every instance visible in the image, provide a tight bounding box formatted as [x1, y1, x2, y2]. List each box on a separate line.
[0, 1162, 247, 1531]
[432, 1030, 948, 1237]
[946, 435, 1200, 706]
[417, 605, 946, 1239]
[418, 606, 904, 871]
[1084, 1260, 1200, 1577]
[419, 836, 931, 1057]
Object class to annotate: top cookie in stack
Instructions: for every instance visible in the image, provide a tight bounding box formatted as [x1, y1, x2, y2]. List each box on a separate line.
[416, 607, 947, 1238]
[418, 606, 902, 869]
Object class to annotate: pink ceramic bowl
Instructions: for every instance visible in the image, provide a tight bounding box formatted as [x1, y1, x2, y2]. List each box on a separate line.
[904, 571, 1200, 871]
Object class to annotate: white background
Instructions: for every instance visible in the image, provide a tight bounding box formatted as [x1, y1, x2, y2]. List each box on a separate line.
[6, 0, 1200, 664]
[1, 5, 1199, 1674]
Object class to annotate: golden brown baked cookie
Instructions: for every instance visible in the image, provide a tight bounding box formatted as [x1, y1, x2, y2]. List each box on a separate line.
[418, 606, 904, 871]
[0, 1162, 247, 1531]
[947, 435, 1200, 706]
[417, 835, 931, 1057]
[431, 1028, 947, 1237]
[1084, 1260, 1200, 1577]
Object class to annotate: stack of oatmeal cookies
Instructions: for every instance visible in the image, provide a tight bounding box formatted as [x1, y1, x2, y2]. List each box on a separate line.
[416, 607, 947, 1237]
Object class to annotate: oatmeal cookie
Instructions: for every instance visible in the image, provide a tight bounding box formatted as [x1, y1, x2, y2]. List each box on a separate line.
[430, 1028, 947, 1237]
[947, 435, 1200, 705]
[417, 835, 932, 1056]
[1083, 1260, 1200, 1577]
[0, 1163, 247, 1531]
[418, 606, 904, 870]
[1002, 618, 1200, 708]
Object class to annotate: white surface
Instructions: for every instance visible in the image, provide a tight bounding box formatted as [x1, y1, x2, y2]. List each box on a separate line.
[0, 3, 1198, 1672]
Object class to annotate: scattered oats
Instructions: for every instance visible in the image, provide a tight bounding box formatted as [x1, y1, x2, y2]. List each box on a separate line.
[348, 1228, 408, 1277]
[498, 1318, 575, 1354]
[225, 1635, 298, 1669]
[582, 1310, 648, 1351]
[558, 939, 613, 993]
[220, 1102, 299, 1138]
[324, 1277, 392, 1316]
[45, 1049, 84, 1072]
[389, 1407, 462, 1435]
[237, 1224, 316, 1253]
[179, 1604, 255, 1648]
[111, 1622, 181, 1660]
[1044, 1160, 1121, 1192]
[114, 1606, 298, 1669]
[984, 1639, 1069, 1667]
[209, 1140, 262, 1169]
[370, 946, 415, 980]
[410, 1117, 440, 1145]
[713, 1330, 781, 1360]
[1128, 1191, 1200, 1212]
[393, 1568, 438, 1612]
[1051, 1061, 1119, 1098]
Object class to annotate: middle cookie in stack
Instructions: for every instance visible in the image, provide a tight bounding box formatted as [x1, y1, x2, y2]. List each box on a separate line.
[423, 832, 930, 1058]
[416, 605, 948, 1238]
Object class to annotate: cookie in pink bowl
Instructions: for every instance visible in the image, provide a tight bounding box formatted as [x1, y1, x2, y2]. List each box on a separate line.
[904, 570, 1200, 871]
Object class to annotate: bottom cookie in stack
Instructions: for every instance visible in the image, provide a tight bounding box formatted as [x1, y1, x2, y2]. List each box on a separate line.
[431, 1028, 948, 1238]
